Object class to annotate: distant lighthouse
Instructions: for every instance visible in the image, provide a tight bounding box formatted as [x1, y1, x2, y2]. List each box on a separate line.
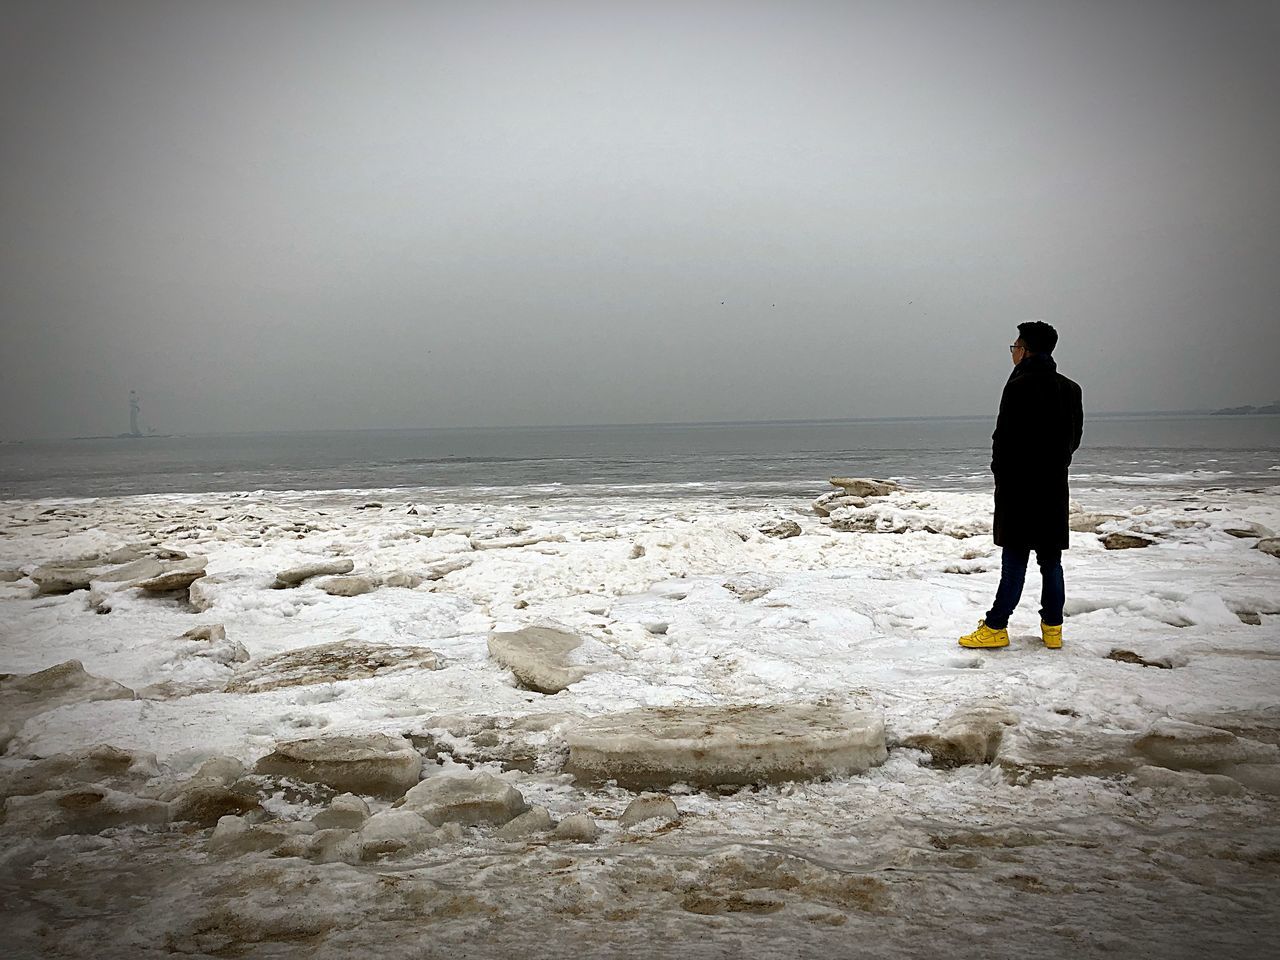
[129, 391, 142, 437]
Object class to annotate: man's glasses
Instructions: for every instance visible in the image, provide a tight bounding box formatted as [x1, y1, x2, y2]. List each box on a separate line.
[1009, 345, 1021, 355]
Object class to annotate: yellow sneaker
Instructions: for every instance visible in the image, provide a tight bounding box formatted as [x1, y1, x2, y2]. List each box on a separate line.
[958, 621, 1009, 649]
[1041, 623, 1063, 649]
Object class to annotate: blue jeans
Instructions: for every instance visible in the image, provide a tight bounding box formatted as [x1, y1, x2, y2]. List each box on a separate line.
[985, 547, 1064, 629]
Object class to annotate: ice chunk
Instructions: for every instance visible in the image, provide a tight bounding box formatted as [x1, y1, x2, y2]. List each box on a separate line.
[0, 661, 134, 752]
[1134, 719, 1280, 772]
[496, 805, 553, 840]
[169, 785, 261, 826]
[4, 786, 171, 836]
[272, 558, 355, 588]
[1102, 532, 1155, 550]
[487, 626, 598, 694]
[902, 705, 1017, 767]
[552, 813, 600, 843]
[564, 704, 887, 789]
[133, 557, 208, 592]
[253, 733, 422, 799]
[0, 744, 157, 799]
[318, 575, 377, 597]
[757, 518, 801, 539]
[619, 794, 680, 828]
[225, 640, 439, 693]
[398, 771, 528, 826]
[310, 793, 370, 830]
[358, 809, 449, 859]
[828, 477, 900, 497]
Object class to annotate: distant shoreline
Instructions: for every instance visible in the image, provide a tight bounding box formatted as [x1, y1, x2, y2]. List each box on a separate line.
[10, 409, 1280, 445]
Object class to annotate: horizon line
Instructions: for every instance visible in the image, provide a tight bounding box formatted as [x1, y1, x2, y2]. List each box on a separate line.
[4, 406, 1260, 443]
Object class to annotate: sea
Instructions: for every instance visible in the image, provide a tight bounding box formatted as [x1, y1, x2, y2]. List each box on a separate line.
[1, 415, 1277, 502]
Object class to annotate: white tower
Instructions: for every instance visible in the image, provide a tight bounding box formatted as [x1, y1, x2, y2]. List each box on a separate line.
[129, 391, 141, 437]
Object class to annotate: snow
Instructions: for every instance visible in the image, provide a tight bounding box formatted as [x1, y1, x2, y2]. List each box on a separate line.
[1, 481, 1278, 957]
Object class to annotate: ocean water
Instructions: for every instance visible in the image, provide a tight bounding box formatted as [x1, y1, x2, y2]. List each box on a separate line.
[1, 415, 1277, 501]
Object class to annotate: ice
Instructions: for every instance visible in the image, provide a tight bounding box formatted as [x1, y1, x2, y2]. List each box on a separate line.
[496, 804, 554, 839]
[619, 794, 680, 828]
[224, 640, 440, 693]
[253, 733, 423, 798]
[398, 771, 529, 826]
[564, 704, 888, 789]
[318, 575, 377, 597]
[310, 792, 370, 830]
[551, 812, 600, 842]
[4, 785, 171, 836]
[900, 704, 1018, 767]
[0, 660, 134, 751]
[271, 558, 355, 588]
[487, 625, 603, 694]
[1, 482, 1278, 956]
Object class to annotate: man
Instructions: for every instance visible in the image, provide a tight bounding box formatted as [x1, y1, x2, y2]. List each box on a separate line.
[959, 320, 1084, 650]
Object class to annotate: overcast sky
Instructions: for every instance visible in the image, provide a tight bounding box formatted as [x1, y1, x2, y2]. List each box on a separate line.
[2, 0, 1277, 439]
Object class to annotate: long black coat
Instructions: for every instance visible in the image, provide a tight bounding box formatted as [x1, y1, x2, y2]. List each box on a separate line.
[991, 354, 1084, 550]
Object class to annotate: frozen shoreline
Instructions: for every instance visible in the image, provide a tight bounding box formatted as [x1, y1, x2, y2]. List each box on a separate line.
[2, 482, 1279, 957]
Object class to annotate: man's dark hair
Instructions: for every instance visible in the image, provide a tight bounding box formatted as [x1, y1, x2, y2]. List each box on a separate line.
[1017, 320, 1058, 355]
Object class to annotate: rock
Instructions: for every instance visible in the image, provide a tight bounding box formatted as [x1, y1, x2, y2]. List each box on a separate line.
[901, 706, 1018, 767]
[272, 558, 355, 589]
[0, 745, 158, 799]
[1102, 533, 1155, 550]
[318, 575, 377, 597]
[619, 794, 680, 829]
[1107, 649, 1175, 669]
[488, 626, 597, 694]
[253, 734, 423, 799]
[1237, 611, 1263, 626]
[4, 787, 171, 837]
[224, 640, 439, 694]
[0, 567, 23, 582]
[552, 813, 599, 843]
[398, 772, 528, 827]
[134, 558, 207, 592]
[496, 805, 554, 840]
[170, 785, 261, 826]
[829, 477, 900, 498]
[758, 518, 802, 539]
[0, 661, 134, 752]
[311, 793, 371, 830]
[1256, 538, 1280, 559]
[565, 704, 887, 789]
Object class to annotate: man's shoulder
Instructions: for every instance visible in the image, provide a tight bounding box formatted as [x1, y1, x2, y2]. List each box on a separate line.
[1054, 371, 1082, 395]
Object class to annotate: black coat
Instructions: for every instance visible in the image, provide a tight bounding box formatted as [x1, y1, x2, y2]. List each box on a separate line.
[990, 354, 1084, 550]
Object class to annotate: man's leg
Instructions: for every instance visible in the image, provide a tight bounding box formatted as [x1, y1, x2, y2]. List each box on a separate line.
[985, 547, 1031, 630]
[1036, 548, 1065, 626]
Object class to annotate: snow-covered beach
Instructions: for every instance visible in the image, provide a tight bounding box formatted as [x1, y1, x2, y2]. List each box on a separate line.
[2, 474, 1278, 958]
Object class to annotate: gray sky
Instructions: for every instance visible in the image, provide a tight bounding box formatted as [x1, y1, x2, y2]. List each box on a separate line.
[2, 0, 1277, 439]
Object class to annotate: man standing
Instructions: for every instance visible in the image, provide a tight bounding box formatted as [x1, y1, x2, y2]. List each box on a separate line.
[959, 321, 1084, 650]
